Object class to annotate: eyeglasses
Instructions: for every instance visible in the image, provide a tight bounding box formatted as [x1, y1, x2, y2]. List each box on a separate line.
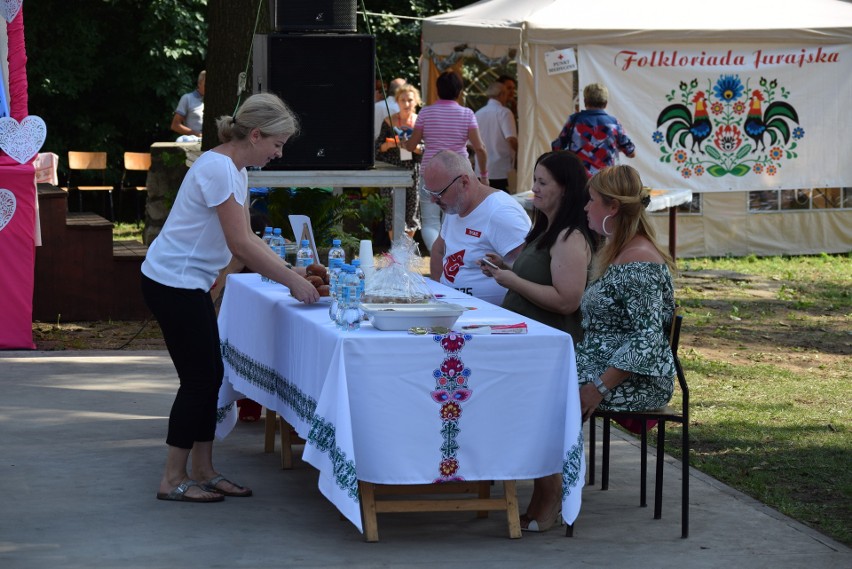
[421, 174, 462, 199]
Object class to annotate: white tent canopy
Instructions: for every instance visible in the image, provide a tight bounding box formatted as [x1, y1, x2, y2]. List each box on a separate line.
[423, 0, 852, 188]
[421, 0, 852, 256]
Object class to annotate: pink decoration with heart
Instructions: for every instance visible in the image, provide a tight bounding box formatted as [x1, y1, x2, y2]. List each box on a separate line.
[0, 0, 23, 23]
[0, 116, 47, 164]
[0, 188, 16, 232]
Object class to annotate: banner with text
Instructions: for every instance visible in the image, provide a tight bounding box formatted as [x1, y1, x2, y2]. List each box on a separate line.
[578, 44, 852, 191]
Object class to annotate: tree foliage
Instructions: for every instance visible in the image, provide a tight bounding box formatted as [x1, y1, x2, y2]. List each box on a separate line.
[25, 0, 207, 176]
[22, 0, 481, 179]
[358, 0, 468, 84]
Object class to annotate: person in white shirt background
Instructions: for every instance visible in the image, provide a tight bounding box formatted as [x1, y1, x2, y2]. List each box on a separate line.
[171, 70, 205, 141]
[374, 77, 406, 140]
[474, 81, 518, 192]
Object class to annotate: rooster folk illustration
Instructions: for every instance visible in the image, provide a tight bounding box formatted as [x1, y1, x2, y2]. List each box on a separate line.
[656, 91, 712, 154]
[743, 90, 800, 152]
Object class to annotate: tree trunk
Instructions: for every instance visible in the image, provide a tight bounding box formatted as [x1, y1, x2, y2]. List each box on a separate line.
[202, 0, 267, 150]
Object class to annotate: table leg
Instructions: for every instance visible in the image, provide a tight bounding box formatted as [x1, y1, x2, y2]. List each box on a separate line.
[278, 417, 305, 470]
[668, 206, 678, 259]
[476, 480, 490, 518]
[264, 408, 277, 453]
[359, 481, 380, 542]
[503, 480, 522, 539]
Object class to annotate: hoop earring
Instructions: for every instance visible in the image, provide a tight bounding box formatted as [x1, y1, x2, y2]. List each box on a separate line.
[602, 215, 614, 237]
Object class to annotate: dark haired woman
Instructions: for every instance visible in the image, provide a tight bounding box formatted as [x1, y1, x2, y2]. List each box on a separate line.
[480, 150, 596, 531]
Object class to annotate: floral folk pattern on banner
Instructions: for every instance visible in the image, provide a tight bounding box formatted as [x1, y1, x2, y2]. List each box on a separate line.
[429, 331, 474, 482]
[654, 75, 803, 180]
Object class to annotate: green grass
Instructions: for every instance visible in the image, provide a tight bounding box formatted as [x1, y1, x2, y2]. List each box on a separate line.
[666, 253, 851, 544]
[113, 222, 144, 241]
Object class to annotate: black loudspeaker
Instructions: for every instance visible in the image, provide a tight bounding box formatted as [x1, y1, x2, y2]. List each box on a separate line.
[254, 34, 375, 170]
[268, 0, 357, 33]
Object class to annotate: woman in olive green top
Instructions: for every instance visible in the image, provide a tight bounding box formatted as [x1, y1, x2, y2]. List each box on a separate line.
[479, 150, 596, 531]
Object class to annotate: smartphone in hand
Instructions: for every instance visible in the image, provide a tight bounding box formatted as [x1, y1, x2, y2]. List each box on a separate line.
[480, 258, 499, 270]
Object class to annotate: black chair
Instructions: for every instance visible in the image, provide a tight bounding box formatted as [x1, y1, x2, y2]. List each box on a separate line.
[570, 312, 689, 538]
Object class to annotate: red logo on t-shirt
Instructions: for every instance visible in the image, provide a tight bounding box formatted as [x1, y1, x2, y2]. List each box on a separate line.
[465, 228, 481, 238]
[443, 250, 465, 283]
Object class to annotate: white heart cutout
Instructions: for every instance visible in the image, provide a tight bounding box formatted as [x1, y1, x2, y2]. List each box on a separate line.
[0, 188, 17, 233]
[0, 0, 23, 23]
[0, 116, 47, 164]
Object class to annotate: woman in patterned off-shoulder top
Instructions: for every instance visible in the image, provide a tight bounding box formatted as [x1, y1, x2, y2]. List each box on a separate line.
[517, 163, 678, 533]
[578, 165, 677, 420]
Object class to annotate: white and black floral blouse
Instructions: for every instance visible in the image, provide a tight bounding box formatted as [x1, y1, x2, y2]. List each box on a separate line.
[576, 262, 676, 411]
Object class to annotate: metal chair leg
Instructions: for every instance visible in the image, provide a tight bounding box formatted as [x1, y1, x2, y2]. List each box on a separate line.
[588, 416, 596, 485]
[682, 420, 689, 538]
[602, 418, 611, 491]
[654, 420, 666, 520]
[640, 420, 648, 507]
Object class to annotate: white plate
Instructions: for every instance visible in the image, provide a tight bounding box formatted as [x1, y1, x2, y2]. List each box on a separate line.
[361, 302, 466, 331]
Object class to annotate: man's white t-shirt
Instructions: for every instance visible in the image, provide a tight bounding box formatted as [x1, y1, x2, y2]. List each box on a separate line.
[142, 151, 247, 291]
[474, 99, 517, 180]
[439, 191, 531, 305]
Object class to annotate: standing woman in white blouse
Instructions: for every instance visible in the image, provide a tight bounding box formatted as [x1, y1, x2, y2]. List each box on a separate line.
[141, 93, 319, 503]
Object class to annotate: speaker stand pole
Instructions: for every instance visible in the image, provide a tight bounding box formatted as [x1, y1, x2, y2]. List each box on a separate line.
[392, 187, 405, 240]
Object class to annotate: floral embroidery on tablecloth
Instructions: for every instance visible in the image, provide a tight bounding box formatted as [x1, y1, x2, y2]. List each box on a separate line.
[429, 331, 473, 482]
[562, 430, 584, 498]
[220, 340, 317, 423]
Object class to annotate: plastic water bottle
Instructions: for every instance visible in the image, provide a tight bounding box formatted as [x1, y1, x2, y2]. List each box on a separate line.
[296, 239, 314, 268]
[334, 264, 351, 329]
[260, 227, 277, 283]
[271, 228, 286, 261]
[328, 238, 346, 267]
[261, 229, 286, 284]
[336, 265, 362, 332]
[327, 258, 343, 322]
[351, 259, 366, 302]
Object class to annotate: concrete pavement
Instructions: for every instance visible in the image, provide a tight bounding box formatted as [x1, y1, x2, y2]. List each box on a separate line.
[1, 350, 848, 569]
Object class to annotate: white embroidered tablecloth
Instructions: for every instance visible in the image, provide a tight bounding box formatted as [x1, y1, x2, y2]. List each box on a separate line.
[216, 273, 585, 533]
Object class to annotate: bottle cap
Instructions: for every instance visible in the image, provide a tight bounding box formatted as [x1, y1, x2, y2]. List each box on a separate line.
[273, 228, 282, 235]
[301, 240, 309, 246]
[332, 239, 341, 246]
[264, 226, 272, 233]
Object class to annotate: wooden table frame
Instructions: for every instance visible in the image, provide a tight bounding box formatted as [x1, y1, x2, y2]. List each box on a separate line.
[265, 409, 522, 542]
[359, 480, 521, 542]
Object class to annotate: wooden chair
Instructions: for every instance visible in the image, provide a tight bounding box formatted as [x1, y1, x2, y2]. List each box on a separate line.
[119, 152, 151, 221]
[65, 151, 115, 220]
[572, 312, 689, 538]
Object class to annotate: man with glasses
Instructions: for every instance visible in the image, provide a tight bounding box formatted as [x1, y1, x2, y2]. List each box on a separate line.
[425, 151, 530, 305]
